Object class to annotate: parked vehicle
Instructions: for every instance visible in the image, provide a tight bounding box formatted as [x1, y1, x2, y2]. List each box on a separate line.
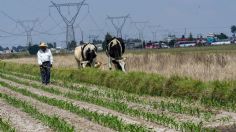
[145, 42, 160, 49]
[95, 44, 103, 51]
[211, 40, 231, 45]
[160, 43, 170, 48]
[175, 41, 196, 47]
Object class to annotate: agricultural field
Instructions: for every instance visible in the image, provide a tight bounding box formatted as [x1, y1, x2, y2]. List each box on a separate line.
[1, 45, 236, 131]
[0, 59, 236, 131]
[4, 45, 236, 81]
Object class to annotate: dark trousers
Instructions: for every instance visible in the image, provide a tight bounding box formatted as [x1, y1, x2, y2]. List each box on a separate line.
[40, 61, 51, 85]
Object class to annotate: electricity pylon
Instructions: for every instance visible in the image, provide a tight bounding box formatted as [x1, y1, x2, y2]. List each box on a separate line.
[50, 0, 87, 49]
[132, 21, 148, 48]
[148, 25, 161, 41]
[107, 15, 129, 38]
[132, 21, 148, 41]
[17, 19, 38, 47]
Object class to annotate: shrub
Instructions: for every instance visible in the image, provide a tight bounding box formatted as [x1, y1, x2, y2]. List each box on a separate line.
[164, 76, 207, 99]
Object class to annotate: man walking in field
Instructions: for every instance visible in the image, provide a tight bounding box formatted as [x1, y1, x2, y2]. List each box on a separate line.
[37, 42, 53, 85]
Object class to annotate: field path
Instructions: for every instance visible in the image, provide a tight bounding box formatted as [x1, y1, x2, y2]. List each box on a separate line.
[0, 99, 52, 132]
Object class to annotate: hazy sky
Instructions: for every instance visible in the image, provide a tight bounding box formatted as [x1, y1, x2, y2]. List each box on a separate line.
[0, 0, 235, 48]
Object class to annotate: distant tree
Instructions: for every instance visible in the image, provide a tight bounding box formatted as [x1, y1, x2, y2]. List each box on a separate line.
[47, 43, 54, 49]
[79, 40, 84, 45]
[93, 39, 103, 44]
[216, 33, 228, 40]
[181, 35, 185, 39]
[28, 45, 39, 55]
[4, 47, 9, 50]
[28, 42, 32, 47]
[143, 40, 146, 48]
[231, 25, 236, 37]
[67, 40, 77, 50]
[12, 46, 18, 52]
[53, 42, 57, 48]
[188, 33, 193, 41]
[0, 46, 3, 51]
[168, 39, 176, 47]
[102, 33, 113, 51]
[17, 46, 27, 52]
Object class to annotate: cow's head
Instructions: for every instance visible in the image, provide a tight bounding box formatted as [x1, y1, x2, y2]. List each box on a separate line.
[81, 61, 89, 68]
[95, 61, 102, 68]
[112, 57, 127, 72]
[83, 43, 97, 67]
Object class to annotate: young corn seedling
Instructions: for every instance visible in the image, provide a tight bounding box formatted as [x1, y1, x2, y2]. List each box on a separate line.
[0, 118, 15, 132]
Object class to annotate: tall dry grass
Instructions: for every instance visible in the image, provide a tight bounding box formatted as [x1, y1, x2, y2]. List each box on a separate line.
[4, 51, 236, 81]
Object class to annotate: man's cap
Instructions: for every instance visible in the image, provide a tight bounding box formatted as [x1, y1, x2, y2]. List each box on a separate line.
[39, 42, 48, 47]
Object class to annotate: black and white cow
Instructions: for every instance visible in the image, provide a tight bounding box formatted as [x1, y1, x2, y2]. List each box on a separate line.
[74, 43, 101, 68]
[106, 37, 126, 72]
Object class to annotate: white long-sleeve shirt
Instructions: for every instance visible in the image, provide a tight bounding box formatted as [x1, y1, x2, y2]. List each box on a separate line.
[37, 49, 53, 65]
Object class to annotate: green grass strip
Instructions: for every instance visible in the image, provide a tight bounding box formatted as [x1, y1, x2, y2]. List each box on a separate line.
[0, 118, 15, 132]
[0, 80, 150, 132]
[0, 93, 74, 132]
[0, 73, 216, 132]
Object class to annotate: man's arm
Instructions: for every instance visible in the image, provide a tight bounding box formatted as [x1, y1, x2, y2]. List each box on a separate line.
[37, 51, 42, 65]
[49, 49, 53, 65]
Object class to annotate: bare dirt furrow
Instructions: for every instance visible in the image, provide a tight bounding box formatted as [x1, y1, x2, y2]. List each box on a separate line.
[0, 87, 113, 132]
[3, 72, 236, 131]
[0, 99, 52, 132]
[6, 72, 215, 112]
[3, 73, 233, 127]
[0, 77, 175, 132]
[3, 73, 204, 125]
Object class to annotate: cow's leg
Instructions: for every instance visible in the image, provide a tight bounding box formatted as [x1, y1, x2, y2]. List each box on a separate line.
[91, 58, 96, 67]
[81, 61, 89, 68]
[108, 56, 112, 70]
[76, 59, 81, 69]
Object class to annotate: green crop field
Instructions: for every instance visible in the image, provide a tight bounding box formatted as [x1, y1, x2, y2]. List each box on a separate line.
[0, 61, 235, 131]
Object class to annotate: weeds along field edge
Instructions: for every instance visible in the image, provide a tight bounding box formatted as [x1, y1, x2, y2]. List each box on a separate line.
[0, 61, 236, 110]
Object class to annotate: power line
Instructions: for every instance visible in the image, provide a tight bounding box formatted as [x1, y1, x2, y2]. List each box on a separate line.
[0, 10, 18, 23]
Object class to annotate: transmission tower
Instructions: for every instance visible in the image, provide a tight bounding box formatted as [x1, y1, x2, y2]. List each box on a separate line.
[17, 19, 38, 47]
[50, 0, 87, 49]
[148, 25, 161, 41]
[132, 21, 148, 48]
[107, 15, 129, 38]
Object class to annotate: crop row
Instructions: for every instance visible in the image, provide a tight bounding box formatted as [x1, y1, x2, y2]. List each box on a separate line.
[0, 73, 216, 132]
[0, 117, 15, 132]
[0, 61, 235, 111]
[0, 93, 74, 132]
[1, 70, 214, 119]
[0, 80, 150, 132]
